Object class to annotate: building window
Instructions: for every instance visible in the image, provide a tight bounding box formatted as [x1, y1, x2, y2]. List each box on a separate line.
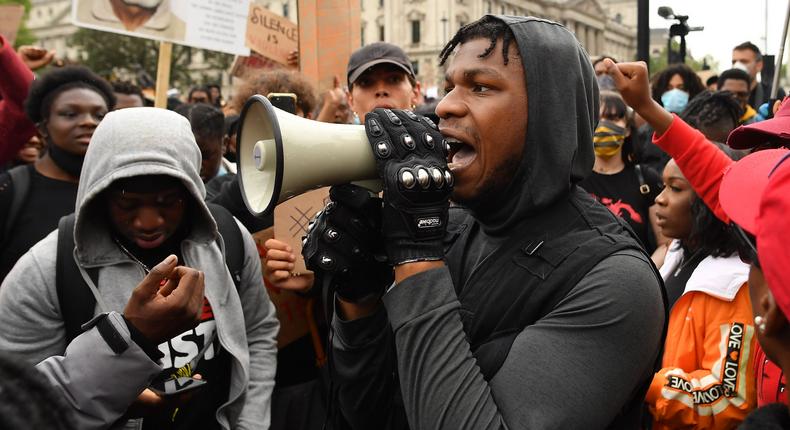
[500, 4, 505, 14]
[283, 3, 289, 17]
[485, 0, 491, 13]
[459, 20, 467, 29]
[411, 20, 420, 44]
[411, 60, 419, 76]
[379, 25, 385, 41]
[361, 27, 365, 45]
[360, 0, 364, 11]
[378, 0, 383, 8]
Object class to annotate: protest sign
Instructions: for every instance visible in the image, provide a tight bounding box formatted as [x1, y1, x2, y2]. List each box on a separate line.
[72, 0, 250, 55]
[298, 0, 361, 94]
[0, 5, 25, 46]
[273, 187, 329, 276]
[245, 5, 297, 66]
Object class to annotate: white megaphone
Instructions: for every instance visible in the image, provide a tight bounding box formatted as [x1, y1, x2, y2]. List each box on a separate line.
[237, 95, 379, 218]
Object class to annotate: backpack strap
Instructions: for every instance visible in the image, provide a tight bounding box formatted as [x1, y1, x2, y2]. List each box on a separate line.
[56, 213, 100, 345]
[634, 164, 651, 195]
[2, 165, 33, 245]
[206, 203, 244, 289]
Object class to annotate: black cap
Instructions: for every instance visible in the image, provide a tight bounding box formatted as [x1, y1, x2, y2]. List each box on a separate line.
[347, 42, 415, 86]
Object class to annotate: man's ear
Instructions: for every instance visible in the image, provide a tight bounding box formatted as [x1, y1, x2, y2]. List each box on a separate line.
[761, 289, 789, 336]
[411, 81, 422, 107]
[756, 58, 764, 74]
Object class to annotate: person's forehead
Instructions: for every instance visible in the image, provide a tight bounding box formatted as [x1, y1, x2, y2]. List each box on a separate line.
[446, 38, 522, 77]
[733, 49, 756, 61]
[722, 79, 749, 90]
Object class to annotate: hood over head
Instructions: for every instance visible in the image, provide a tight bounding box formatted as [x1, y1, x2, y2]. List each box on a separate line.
[452, 15, 598, 235]
[73, 107, 216, 264]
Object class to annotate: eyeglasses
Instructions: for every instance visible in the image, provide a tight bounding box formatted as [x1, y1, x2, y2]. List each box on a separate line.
[732, 223, 760, 268]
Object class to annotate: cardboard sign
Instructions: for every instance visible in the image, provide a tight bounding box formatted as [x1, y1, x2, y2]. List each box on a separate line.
[273, 187, 329, 275]
[298, 0, 361, 94]
[230, 51, 290, 78]
[72, 0, 251, 55]
[0, 5, 25, 46]
[245, 5, 297, 66]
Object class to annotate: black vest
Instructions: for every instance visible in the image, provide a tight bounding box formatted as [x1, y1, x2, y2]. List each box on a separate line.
[444, 187, 667, 429]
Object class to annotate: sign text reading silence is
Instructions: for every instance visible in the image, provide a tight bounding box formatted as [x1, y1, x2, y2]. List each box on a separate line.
[245, 6, 298, 66]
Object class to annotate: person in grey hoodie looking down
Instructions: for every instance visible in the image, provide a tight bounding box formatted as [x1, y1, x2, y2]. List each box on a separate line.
[0, 107, 279, 430]
[301, 15, 667, 430]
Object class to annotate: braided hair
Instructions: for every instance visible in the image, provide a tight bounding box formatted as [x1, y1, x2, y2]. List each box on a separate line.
[0, 353, 75, 429]
[439, 15, 515, 66]
[680, 90, 743, 132]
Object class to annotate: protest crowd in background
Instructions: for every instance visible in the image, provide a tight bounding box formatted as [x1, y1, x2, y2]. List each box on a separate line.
[4, 6, 790, 430]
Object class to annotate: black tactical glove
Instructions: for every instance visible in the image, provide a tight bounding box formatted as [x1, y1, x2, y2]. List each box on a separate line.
[364, 108, 453, 265]
[302, 184, 393, 302]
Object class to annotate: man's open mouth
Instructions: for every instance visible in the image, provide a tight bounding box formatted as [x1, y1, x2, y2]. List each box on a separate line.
[445, 137, 476, 170]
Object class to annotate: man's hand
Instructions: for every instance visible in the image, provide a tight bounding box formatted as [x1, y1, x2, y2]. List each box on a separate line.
[302, 184, 393, 302]
[16, 46, 56, 71]
[364, 108, 452, 265]
[263, 238, 315, 293]
[316, 76, 350, 124]
[604, 59, 674, 136]
[123, 255, 205, 344]
[286, 50, 299, 68]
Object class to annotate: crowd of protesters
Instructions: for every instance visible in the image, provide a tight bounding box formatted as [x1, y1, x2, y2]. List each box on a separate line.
[2, 11, 790, 430]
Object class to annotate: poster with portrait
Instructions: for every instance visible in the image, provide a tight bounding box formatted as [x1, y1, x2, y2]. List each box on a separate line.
[71, 0, 250, 55]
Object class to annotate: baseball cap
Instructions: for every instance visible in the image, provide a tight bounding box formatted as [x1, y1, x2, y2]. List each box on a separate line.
[719, 148, 789, 234]
[727, 97, 790, 149]
[347, 42, 415, 86]
[756, 152, 790, 318]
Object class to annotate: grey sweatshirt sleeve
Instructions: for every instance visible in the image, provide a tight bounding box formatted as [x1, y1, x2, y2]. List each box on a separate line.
[35, 312, 162, 430]
[332, 301, 408, 429]
[382, 249, 665, 430]
[234, 222, 280, 430]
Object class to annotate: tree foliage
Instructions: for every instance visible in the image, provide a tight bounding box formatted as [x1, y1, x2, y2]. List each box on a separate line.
[0, 0, 37, 47]
[69, 27, 233, 89]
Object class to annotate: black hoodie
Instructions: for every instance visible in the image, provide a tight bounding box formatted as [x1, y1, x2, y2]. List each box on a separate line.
[331, 16, 667, 430]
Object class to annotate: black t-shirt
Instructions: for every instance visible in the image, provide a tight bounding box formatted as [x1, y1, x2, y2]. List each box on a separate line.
[142, 298, 231, 430]
[0, 165, 78, 282]
[579, 165, 662, 252]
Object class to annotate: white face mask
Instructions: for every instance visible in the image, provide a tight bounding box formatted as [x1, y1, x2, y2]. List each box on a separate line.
[121, 0, 164, 9]
[733, 61, 752, 74]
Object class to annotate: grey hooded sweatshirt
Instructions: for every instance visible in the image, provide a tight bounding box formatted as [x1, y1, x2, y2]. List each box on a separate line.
[330, 16, 666, 430]
[0, 107, 279, 429]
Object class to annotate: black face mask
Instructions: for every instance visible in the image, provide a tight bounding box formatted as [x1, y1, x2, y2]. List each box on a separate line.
[47, 141, 85, 178]
[224, 152, 236, 163]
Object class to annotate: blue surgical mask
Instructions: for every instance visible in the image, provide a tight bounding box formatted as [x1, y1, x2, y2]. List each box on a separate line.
[661, 88, 689, 113]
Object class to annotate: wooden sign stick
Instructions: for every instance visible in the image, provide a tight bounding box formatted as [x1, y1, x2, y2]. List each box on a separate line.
[155, 41, 173, 108]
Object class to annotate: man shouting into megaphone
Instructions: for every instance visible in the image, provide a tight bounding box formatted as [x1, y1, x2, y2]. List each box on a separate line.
[302, 15, 668, 430]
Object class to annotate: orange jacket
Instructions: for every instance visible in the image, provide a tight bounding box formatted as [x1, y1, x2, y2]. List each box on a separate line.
[648, 242, 757, 430]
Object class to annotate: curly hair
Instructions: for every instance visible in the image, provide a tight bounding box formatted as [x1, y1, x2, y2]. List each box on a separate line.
[439, 15, 515, 66]
[229, 70, 317, 117]
[0, 353, 76, 429]
[174, 103, 225, 142]
[650, 63, 705, 106]
[24, 66, 115, 124]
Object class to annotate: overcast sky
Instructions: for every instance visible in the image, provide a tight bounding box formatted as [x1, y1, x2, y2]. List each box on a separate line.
[648, 0, 790, 73]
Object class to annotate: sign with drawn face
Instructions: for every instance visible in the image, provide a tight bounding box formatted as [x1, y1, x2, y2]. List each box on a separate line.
[245, 5, 297, 66]
[71, 0, 250, 55]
